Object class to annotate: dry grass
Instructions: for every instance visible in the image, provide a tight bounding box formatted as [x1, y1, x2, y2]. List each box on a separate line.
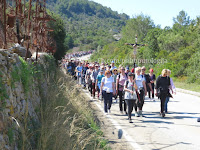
[35, 69, 110, 150]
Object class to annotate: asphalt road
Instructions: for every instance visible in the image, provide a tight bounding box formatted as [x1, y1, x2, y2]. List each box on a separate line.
[84, 88, 200, 150]
[79, 54, 200, 150]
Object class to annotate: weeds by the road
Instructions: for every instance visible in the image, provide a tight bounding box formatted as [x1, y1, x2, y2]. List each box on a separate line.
[37, 69, 110, 150]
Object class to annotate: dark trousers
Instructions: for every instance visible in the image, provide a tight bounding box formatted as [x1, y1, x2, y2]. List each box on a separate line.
[92, 83, 96, 97]
[160, 93, 168, 113]
[125, 99, 136, 119]
[148, 83, 154, 98]
[81, 75, 86, 87]
[118, 90, 126, 112]
[97, 86, 100, 97]
[164, 97, 170, 112]
[135, 89, 144, 111]
[88, 81, 92, 95]
[102, 90, 113, 112]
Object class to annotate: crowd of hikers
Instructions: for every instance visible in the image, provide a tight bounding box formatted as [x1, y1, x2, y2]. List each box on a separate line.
[64, 50, 94, 59]
[62, 52, 176, 123]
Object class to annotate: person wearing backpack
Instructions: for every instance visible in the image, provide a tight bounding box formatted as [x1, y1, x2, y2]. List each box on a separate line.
[155, 69, 172, 117]
[124, 72, 138, 123]
[116, 67, 128, 114]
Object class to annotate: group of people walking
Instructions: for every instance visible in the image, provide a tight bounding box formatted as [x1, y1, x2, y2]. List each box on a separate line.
[62, 55, 176, 123]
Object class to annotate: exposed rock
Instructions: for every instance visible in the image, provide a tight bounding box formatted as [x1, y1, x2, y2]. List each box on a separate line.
[0, 53, 7, 66]
[20, 100, 26, 115]
[5, 99, 11, 108]
[0, 49, 50, 148]
[9, 44, 32, 58]
[4, 145, 10, 150]
[0, 113, 4, 132]
[4, 108, 10, 115]
[0, 135, 5, 149]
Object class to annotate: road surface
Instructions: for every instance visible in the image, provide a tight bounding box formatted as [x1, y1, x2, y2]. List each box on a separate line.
[79, 55, 200, 150]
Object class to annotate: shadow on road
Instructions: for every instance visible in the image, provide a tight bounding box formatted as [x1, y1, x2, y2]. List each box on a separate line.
[151, 141, 192, 150]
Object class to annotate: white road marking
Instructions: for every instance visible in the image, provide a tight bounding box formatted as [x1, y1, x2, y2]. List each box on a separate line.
[85, 92, 143, 150]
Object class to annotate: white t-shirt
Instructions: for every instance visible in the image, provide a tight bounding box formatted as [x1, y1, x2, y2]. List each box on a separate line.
[102, 76, 114, 93]
[124, 80, 137, 100]
[135, 74, 145, 89]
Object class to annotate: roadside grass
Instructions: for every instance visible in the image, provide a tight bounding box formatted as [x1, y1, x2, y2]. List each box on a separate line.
[173, 77, 200, 92]
[36, 68, 111, 150]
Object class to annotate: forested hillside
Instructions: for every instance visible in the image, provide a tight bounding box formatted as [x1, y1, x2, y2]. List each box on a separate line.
[91, 11, 200, 84]
[46, 0, 129, 51]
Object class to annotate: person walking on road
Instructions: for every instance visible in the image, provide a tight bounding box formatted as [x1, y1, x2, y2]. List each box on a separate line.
[135, 67, 147, 117]
[75, 62, 83, 85]
[149, 68, 156, 100]
[96, 69, 105, 100]
[91, 64, 99, 99]
[165, 69, 176, 113]
[116, 67, 128, 114]
[86, 65, 93, 96]
[141, 66, 153, 100]
[112, 68, 119, 102]
[100, 70, 115, 114]
[155, 69, 171, 117]
[124, 72, 138, 123]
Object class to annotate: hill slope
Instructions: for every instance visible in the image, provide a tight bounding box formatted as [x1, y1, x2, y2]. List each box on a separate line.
[47, 0, 129, 50]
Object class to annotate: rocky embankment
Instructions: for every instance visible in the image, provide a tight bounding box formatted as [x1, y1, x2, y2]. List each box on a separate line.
[0, 49, 50, 150]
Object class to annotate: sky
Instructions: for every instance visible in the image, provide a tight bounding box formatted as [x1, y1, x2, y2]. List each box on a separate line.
[91, 0, 200, 28]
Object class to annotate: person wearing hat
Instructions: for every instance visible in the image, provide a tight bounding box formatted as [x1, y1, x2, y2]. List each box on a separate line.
[131, 68, 134, 73]
[149, 68, 156, 100]
[125, 66, 130, 76]
[124, 72, 138, 123]
[96, 69, 105, 100]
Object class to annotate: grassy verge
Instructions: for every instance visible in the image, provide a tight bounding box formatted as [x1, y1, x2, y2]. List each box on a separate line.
[9, 55, 110, 150]
[36, 67, 111, 150]
[173, 77, 200, 93]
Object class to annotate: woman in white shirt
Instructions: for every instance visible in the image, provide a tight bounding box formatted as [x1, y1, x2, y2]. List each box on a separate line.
[135, 67, 147, 117]
[124, 72, 138, 123]
[100, 70, 115, 114]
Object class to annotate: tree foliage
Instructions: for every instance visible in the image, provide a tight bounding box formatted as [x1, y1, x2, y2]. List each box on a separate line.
[48, 13, 67, 60]
[91, 10, 200, 84]
[47, 0, 129, 51]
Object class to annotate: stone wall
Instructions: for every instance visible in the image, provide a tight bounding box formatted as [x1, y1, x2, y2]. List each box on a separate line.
[0, 49, 51, 150]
